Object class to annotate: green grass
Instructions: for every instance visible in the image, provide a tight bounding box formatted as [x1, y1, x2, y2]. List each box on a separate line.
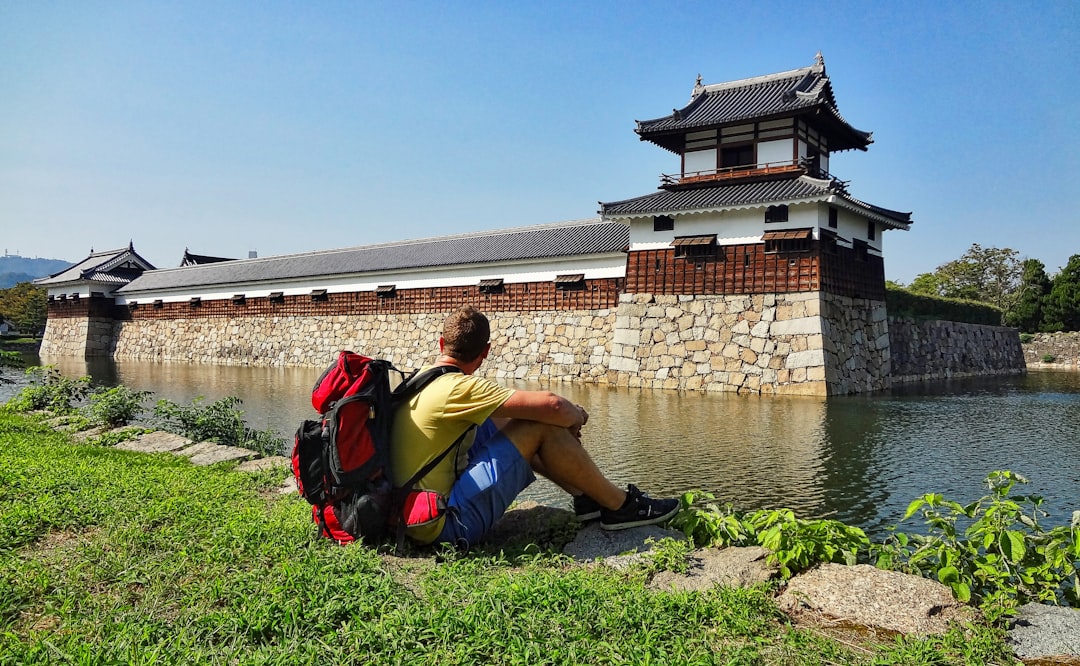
[0, 411, 1018, 665]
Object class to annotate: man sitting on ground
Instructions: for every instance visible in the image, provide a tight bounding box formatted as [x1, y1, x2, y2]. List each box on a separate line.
[391, 306, 680, 548]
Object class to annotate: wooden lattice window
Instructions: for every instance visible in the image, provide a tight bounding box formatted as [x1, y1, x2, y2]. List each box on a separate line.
[672, 235, 718, 260]
[554, 274, 585, 292]
[763, 229, 813, 254]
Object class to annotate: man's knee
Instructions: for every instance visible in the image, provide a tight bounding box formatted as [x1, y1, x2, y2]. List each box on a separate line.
[499, 419, 564, 458]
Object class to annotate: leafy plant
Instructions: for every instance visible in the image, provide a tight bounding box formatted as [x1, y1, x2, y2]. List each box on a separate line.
[82, 385, 152, 428]
[744, 509, 869, 578]
[877, 470, 1080, 620]
[669, 491, 754, 549]
[153, 395, 285, 456]
[6, 365, 91, 413]
[1018, 332, 1034, 344]
[1041, 353, 1057, 363]
[669, 492, 869, 578]
[644, 536, 695, 574]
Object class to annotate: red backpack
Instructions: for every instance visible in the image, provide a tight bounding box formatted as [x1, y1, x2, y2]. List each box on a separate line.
[292, 351, 465, 546]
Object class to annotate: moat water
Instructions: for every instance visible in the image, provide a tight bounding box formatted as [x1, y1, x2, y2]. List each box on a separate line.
[7, 354, 1079, 536]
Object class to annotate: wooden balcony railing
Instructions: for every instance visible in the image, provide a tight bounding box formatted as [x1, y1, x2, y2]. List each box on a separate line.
[659, 159, 847, 189]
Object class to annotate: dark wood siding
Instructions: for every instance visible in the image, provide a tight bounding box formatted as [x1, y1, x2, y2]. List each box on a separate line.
[625, 241, 884, 299]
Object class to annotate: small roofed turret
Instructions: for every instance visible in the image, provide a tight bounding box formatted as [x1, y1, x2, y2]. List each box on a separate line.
[635, 53, 872, 156]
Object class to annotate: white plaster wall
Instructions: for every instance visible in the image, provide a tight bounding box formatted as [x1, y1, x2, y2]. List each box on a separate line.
[757, 139, 793, 166]
[115, 254, 627, 305]
[684, 149, 716, 175]
[628, 209, 766, 250]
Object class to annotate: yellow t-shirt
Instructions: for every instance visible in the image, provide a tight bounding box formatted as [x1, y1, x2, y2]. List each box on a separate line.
[391, 369, 514, 543]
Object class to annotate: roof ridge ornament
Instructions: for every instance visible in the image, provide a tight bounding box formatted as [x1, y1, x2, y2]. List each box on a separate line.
[813, 51, 825, 74]
[690, 73, 705, 100]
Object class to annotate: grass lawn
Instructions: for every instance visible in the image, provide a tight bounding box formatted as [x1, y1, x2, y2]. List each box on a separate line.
[0, 411, 1017, 665]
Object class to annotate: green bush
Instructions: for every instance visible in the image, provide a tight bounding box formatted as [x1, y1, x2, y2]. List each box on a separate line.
[6, 366, 91, 413]
[886, 285, 1003, 325]
[1018, 333, 1034, 344]
[876, 471, 1079, 621]
[82, 385, 152, 428]
[153, 395, 285, 456]
[672, 472, 1079, 622]
[669, 492, 869, 578]
[1041, 353, 1057, 363]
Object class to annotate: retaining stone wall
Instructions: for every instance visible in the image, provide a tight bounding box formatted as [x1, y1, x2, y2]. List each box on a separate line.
[1021, 332, 1080, 368]
[40, 317, 115, 358]
[605, 292, 836, 395]
[821, 295, 891, 394]
[110, 310, 616, 384]
[888, 317, 1025, 383]
[51, 300, 1028, 394]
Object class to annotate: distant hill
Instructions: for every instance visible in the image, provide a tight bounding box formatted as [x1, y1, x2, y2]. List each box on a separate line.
[0, 255, 73, 289]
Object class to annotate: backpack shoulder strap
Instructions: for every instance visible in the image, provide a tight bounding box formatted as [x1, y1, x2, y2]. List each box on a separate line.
[391, 365, 463, 405]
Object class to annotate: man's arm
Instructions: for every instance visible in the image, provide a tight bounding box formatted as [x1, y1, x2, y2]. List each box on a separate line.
[491, 390, 588, 432]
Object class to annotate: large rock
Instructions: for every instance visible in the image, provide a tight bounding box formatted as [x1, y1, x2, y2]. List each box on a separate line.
[115, 430, 193, 453]
[1007, 603, 1080, 661]
[176, 441, 257, 466]
[776, 564, 976, 636]
[649, 546, 776, 593]
[563, 522, 683, 568]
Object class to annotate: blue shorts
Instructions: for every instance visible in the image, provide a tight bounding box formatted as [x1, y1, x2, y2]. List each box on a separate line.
[436, 419, 535, 548]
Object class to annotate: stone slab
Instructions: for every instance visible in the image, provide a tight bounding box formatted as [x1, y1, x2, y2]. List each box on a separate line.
[648, 546, 777, 593]
[114, 430, 193, 453]
[1007, 603, 1080, 661]
[184, 443, 257, 466]
[776, 563, 976, 636]
[563, 522, 683, 568]
[235, 456, 291, 472]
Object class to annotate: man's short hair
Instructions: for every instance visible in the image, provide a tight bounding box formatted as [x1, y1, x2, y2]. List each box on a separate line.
[442, 306, 490, 362]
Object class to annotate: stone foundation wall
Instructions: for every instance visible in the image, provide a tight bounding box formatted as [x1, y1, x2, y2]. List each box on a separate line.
[821, 295, 891, 394]
[888, 318, 1025, 383]
[109, 310, 616, 383]
[49, 300, 1027, 394]
[40, 316, 116, 358]
[1021, 332, 1080, 368]
[604, 292, 834, 395]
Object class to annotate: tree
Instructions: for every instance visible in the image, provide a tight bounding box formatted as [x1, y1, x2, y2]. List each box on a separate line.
[1041, 255, 1080, 332]
[1004, 259, 1051, 331]
[906, 244, 1023, 323]
[0, 282, 48, 335]
[907, 272, 946, 297]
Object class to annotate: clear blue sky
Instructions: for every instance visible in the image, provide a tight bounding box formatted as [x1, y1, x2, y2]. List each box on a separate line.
[2, 1, 1077, 283]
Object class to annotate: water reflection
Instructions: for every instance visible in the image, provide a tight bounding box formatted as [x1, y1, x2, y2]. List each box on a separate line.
[18, 355, 1080, 536]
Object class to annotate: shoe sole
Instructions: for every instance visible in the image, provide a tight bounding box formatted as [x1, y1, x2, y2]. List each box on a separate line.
[599, 504, 680, 531]
[575, 510, 601, 522]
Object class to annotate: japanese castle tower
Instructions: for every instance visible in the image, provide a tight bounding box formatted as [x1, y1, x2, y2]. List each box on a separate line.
[36, 54, 959, 396]
[601, 52, 910, 300]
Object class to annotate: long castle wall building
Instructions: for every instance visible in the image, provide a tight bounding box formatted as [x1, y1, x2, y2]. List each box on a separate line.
[36, 56, 1025, 395]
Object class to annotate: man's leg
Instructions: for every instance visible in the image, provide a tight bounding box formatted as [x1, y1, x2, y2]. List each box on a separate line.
[495, 418, 681, 530]
[494, 418, 627, 511]
[437, 421, 536, 548]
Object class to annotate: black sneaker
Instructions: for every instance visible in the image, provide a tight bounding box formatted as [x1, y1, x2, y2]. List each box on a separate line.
[600, 485, 680, 531]
[573, 494, 602, 521]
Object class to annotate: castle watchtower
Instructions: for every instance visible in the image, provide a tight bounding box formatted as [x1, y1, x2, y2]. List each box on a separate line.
[600, 55, 913, 394]
[35, 243, 154, 358]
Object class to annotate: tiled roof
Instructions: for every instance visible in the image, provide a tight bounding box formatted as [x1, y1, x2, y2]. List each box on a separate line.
[180, 250, 236, 266]
[34, 246, 155, 287]
[635, 55, 872, 153]
[119, 218, 628, 294]
[600, 176, 911, 229]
